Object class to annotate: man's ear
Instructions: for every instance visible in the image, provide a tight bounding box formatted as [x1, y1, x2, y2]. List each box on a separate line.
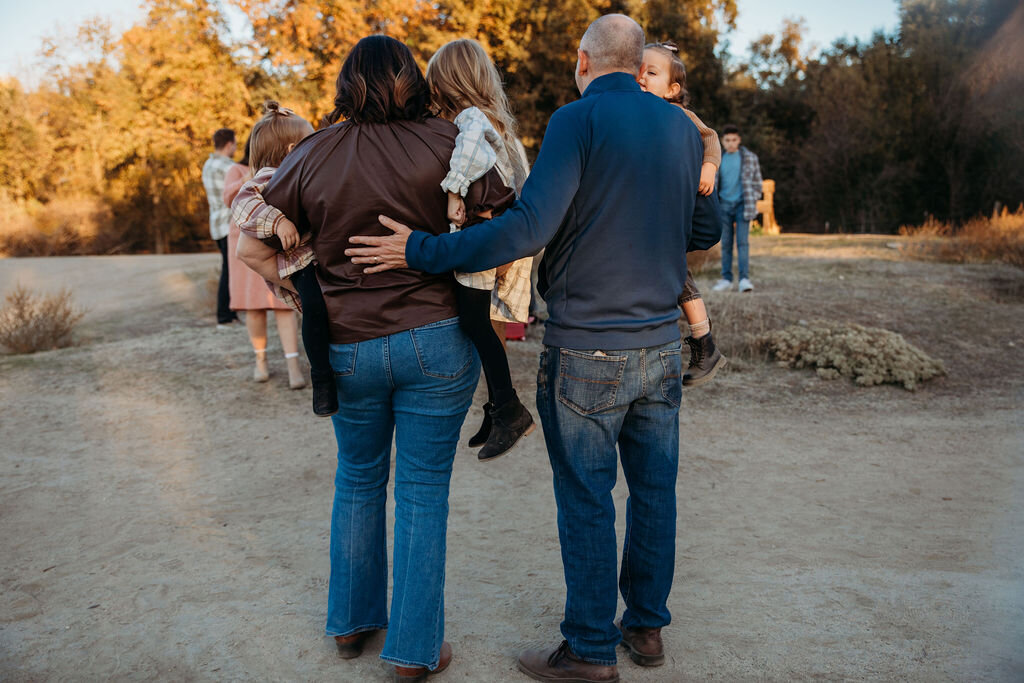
[577, 49, 589, 77]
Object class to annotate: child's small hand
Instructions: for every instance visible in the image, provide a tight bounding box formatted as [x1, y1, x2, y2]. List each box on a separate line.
[278, 218, 300, 251]
[698, 163, 717, 196]
[447, 192, 466, 226]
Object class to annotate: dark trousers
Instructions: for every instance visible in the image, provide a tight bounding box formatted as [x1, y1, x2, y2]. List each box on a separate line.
[215, 237, 235, 323]
[291, 264, 332, 383]
[455, 284, 516, 408]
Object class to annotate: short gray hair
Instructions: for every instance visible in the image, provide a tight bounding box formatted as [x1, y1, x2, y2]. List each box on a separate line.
[580, 14, 645, 74]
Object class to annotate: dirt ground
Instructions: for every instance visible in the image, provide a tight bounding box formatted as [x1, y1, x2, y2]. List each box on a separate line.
[1, 237, 1022, 682]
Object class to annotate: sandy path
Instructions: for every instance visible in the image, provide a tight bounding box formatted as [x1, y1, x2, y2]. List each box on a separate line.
[1, 243, 1022, 681]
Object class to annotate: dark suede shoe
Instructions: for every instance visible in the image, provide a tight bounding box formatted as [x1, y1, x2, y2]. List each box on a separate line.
[617, 621, 665, 667]
[467, 402, 492, 447]
[312, 375, 339, 417]
[392, 641, 453, 681]
[477, 396, 534, 461]
[683, 333, 727, 387]
[517, 641, 619, 683]
[334, 629, 377, 659]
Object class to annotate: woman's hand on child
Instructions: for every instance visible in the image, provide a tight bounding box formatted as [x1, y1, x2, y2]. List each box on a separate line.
[278, 219, 300, 250]
[698, 163, 717, 196]
[447, 192, 466, 226]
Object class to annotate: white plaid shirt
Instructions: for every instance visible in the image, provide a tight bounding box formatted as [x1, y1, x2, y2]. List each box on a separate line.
[440, 107, 501, 197]
[441, 108, 533, 323]
[201, 153, 236, 240]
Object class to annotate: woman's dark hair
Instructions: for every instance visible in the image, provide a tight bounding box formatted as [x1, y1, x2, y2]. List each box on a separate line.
[644, 41, 688, 106]
[321, 35, 431, 127]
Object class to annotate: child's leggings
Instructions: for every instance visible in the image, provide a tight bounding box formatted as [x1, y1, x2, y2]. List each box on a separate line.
[291, 264, 332, 384]
[455, 284, 516, 408]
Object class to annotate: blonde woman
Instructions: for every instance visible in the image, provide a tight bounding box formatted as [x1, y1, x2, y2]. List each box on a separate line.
[425, 38, 536, 461]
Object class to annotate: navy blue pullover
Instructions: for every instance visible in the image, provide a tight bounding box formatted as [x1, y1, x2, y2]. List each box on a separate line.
[406, 72, 722, 350]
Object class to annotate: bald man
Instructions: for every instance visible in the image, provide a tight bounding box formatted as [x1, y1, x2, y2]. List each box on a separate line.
[347, 14, 721, 681]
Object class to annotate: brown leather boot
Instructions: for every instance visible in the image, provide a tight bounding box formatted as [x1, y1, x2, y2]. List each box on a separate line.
[392, 641, 453, 681]
[517, 641, 619, 682]
[617, 621, 665, 667]
[334, 629, 377, 659]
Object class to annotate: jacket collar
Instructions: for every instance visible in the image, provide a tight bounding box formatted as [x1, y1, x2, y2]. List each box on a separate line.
[582, 72, 642, 98]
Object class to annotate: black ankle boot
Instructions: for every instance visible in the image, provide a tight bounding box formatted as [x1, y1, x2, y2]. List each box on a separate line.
[312, 375, 339, 417]
[478, 397, 535, 461]
[683, 333, 727, 387]
[468, 402, 492, 447]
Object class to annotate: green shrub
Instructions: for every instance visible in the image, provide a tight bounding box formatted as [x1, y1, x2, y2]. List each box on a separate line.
[0, 285, 85, 354]
[757, 320, 945, 390]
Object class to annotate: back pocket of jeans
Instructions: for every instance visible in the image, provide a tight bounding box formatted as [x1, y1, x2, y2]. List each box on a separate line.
[557, 349, 626, 416]
[659, 348, 682, 408]
[410, 318, 474, 379]
[330, 342, 358, 376]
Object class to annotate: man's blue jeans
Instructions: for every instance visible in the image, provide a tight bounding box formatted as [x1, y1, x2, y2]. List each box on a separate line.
[535, 340, 683, 665]
[324, 317, 480, 670]
[720, 200, 749, 282]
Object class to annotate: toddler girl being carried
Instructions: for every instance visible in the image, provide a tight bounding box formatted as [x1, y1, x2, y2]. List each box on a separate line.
[639, 40, 728, 385]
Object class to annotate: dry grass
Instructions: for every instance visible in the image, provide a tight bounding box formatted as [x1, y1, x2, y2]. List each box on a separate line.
[899, 206, 1024, 267]
[0, 285, 86, 354]
[0, 197, 118, 257]
[684, 291, 788, 362]
[756, 320, 945, 391]
[688, 245, 722, 276]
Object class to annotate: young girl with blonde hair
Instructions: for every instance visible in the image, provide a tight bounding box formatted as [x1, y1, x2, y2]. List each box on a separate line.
[229, 103, 340, 415]
[424, 38, 536, 460]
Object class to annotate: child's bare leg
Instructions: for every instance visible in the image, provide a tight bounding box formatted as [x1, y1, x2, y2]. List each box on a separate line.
[273, 309, 305, 389]
[236, 233, 296, 292]
[682, 297, 711, 339]
[244, 309, 271, 382]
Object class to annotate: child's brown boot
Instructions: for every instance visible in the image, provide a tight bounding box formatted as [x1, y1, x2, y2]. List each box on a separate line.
[683, 334, 727, 386]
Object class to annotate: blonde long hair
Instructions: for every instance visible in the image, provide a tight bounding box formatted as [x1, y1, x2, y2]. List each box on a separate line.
[426, 39, 528, 192]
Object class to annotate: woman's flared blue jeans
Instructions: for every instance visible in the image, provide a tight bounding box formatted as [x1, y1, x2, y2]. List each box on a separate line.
[324, 317, 479, 670]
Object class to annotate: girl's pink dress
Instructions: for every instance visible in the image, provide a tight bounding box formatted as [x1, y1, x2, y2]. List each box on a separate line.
[223, 163, 290, 312]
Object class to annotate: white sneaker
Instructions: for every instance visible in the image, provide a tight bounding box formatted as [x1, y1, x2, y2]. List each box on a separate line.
[711, 279, 733, 292]
[738, 278, 754, 292]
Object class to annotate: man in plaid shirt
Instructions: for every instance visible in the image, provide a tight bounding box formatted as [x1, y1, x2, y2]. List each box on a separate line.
[712, 124, 763, 293]
[201, 128, 238, 324]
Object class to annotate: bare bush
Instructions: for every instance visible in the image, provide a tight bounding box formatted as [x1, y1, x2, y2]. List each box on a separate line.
[899, 206, 1024, 267]
[0, 285, 86, 354]
[757, 321, 945, 391]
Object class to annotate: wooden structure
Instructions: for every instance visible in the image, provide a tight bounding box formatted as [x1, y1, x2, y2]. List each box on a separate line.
[756, 179, 779, 234]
